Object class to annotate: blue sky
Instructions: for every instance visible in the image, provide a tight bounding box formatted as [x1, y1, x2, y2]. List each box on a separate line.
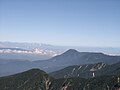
[0, 0, 120, 47]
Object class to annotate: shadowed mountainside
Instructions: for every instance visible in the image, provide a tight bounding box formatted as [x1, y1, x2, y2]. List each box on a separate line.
[0, 68, 120, 90]
[50, 62, 120, 79]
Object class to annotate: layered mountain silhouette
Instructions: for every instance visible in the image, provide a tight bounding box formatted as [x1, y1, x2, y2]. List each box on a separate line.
[0, 49, 120, 76]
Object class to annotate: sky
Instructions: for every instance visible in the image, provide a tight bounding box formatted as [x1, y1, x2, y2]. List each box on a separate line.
[0, 0, 120, 47]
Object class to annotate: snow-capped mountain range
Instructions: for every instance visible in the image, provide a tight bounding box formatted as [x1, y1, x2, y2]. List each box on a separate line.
[0, 42, 120, 61]
[0, 48, 58, 57]
[0, 42, 61, 60]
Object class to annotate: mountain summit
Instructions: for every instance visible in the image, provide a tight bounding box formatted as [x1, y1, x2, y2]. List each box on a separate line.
[61, 49, 80, 56]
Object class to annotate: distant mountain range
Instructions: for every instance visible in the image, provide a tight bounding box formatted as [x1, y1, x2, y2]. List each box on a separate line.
[0, 42, 65, 52]
[0, 42, 120, 62]
[0, 48, 58, 57]
[0, 49, 120, 77]
[0, 42, 53, 49]
[0, 42, 64, 61]
[1, 41, 120, 55]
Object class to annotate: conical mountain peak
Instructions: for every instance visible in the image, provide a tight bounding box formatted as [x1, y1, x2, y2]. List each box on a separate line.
[62, 49, 80, 55]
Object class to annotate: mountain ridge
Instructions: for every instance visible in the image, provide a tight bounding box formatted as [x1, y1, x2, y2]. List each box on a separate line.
[0, 68, 120, 90]
[0, 49, 120, 77]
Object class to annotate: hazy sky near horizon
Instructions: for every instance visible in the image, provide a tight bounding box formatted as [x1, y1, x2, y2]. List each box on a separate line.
[0, 0, 120, 47]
